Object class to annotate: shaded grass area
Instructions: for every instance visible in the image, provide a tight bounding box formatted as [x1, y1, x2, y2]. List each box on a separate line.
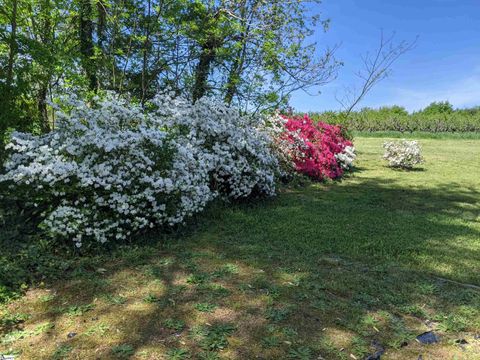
[1, 137, 479, 359]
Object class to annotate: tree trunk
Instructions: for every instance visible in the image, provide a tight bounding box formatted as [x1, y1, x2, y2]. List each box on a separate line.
[37, 85, 50, 132]
[224, 1, 249, 105]
[37, 0, 53, 133]
[79, 0, 97, 91]
[6, 0, 18, 89]
[224, 59, 240, 105]
[224, 39, 247, 105]
[141, 0, 151, 106]
[97, 0, 106, 48]
[192, 41, 217, 102]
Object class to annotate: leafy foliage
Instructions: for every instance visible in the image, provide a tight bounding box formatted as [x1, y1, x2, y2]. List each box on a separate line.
[0, 0, 339, 145]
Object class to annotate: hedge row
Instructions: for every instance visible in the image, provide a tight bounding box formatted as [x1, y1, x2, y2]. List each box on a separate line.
[308, 108, 480, 133]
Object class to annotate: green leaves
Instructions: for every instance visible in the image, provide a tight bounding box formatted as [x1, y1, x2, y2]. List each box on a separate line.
[1, 0, 341, 127]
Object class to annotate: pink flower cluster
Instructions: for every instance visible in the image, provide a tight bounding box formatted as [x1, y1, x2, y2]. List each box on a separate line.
[283, 115, 353, 180]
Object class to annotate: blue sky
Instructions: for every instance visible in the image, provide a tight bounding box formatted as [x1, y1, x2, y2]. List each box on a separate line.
[289, 0, 480, 112]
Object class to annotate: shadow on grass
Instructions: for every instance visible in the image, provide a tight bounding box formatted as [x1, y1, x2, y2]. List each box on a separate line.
[1, 177, 479, 359]
[387, 166, 426, 172]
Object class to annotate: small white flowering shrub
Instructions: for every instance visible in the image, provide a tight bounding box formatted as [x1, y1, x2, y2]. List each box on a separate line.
[0, 95, 213, 246]
[383, 140, 424, 168]
[0, 93, 282, 246]
[152, 95, 278, 198]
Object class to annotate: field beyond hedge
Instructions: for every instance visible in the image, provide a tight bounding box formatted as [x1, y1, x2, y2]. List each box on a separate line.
[1, 136, 479, 359]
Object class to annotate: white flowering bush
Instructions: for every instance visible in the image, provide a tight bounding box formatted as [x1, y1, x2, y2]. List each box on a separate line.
[152, 94, 278, 198]
[335, 145, 356, 170]
[1, 90, 358, 246]
[0, 93, 282, 246]
[383, 140, 424, 168]
[0, 95, 213, 246]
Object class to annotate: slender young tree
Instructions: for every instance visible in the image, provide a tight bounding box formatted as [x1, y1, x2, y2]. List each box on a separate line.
[336, 31, 417, 116]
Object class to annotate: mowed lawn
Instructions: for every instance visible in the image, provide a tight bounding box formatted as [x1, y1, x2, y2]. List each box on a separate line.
[1, 136, 479, 359]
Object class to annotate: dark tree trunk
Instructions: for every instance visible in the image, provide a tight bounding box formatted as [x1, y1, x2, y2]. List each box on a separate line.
[6, 0, 18, 89]
[224, 40, 247, 105]
[192, 41, 217, 102]
[97, 0, 107, 48]
[79, 0, 97, 91]
[141, 0, 152, 106]
[224, 59, 240, 105]
[224, 5, 249, 105]
[38, 85, 50, 132]
[38, 0, 53, 133]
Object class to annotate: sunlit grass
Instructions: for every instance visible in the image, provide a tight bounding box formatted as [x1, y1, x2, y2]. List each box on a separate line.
[1, 136, 479, 359]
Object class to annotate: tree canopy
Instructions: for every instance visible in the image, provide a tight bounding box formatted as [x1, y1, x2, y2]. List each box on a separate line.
[0, 0, 340, 137]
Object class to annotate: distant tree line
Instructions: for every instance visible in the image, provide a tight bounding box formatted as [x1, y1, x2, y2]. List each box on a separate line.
[308, 102, 480, 132]
[0, 0, 340, 141]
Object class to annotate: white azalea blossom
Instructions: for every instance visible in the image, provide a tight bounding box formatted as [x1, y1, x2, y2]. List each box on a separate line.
[335, 145, 357, 170]
[151, 94, 278, 198]
[1, 92, 357, 247]
[0, 95, 214, 246]
[0, 93, 279, 246]
[383, 140, 424, 168]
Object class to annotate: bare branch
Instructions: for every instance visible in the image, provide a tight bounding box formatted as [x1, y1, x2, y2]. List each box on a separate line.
[337, 30, 418, 116]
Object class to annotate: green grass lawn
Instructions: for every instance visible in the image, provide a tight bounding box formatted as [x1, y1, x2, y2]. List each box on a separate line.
[1, 136, 479, 359]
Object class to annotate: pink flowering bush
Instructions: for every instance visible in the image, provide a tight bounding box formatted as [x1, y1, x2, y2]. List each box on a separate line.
[278, 114, 355, 180]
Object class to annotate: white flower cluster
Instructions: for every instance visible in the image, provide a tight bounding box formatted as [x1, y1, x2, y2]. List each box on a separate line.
[0, 93, 279, 246]
[335, 145, 356, 170]
[383, 140, 424, 168]
[1, 95, 213, 246]
[151, 94, 278, 198]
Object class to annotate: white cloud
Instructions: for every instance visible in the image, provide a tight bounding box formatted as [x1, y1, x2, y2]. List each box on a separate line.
[391, 73, 480, 111]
